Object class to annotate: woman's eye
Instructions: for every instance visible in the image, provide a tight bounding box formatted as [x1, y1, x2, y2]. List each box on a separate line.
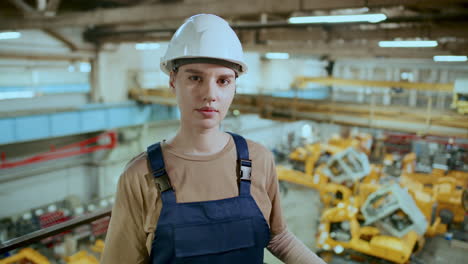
[219, 79, 231, 86]
[189, 76, 201, 81]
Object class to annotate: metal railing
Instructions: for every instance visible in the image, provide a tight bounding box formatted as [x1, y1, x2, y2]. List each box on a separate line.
[0, 208, 111, 254]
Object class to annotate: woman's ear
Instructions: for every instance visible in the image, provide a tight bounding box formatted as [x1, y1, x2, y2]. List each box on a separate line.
[169, 72, 176, 93]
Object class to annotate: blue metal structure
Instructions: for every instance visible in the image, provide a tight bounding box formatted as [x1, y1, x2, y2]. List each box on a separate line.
[0, 102, 179, 145]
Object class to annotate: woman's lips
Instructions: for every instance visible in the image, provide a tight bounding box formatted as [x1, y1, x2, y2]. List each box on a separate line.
[196, 107, 218, 118]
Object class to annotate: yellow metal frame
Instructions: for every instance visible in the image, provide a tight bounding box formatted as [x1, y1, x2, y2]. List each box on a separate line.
[294, 77, 453, 92]
[66, 250, 99, 264]
[317, 206, 422, 264]
[0, 248, 50, 264]
[90, 239, 105, 253]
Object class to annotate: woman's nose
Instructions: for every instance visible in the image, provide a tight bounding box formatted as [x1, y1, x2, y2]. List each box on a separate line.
[202, 79, 217, 102]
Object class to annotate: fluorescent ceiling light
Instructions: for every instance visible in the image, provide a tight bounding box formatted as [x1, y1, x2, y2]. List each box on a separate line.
[378, 40, 438, 48]
[135, 43, 160, 50]
[289, 14, 386, 24]
[79, 62, 92, 72]
[433, 55, 467, 62]
[0, 31, 21, 40]
[0, 91, 34, 100]
[265, 52, 289, 59]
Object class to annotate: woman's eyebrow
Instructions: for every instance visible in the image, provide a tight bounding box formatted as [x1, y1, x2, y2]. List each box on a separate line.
[184, 69, 203, 74]
[184, 69, 235, 79]
[219, 73, 235, 79]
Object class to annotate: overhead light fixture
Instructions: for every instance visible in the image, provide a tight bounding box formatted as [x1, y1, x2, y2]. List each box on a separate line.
[0, 31, 21, 40]
[79, 62, 92, 72]
[265, 52, 289, 59]
[378, 40, 438, 48]
[0, 91, 34, 100]
[135, 43, 160, 50]
[433, 55, 467, 62]
[288, 14, 387, 24]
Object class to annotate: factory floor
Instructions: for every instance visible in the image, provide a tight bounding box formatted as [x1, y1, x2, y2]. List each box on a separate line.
[414, 236, 467, 264]
[264, 182, 468, 264]
[264, 182, 322, 264]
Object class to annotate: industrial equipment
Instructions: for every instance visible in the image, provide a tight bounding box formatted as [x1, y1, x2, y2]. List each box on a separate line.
[66, 250, 99, 264]
[322, 147, 370, 185]
[361, 184, 428, 237]
[316, 203, 423, 264]
[452, 79, 468, 114]
[0, 248, 50, 264]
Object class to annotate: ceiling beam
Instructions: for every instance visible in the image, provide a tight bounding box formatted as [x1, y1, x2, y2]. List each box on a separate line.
[0, 0, 300, 30]
[244, 42, 468, 59]
[257, 24, 468, 42]
[45, 0, 61, 14]
[301, 0, 468, 10]
[3, 0, 468, 30]
[0, 51, 94, 61]
[7, 0, 41, 17]
[42, 28, 78, 51]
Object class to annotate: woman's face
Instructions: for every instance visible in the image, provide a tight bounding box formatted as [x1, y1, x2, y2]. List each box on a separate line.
[170, 63, 236, 131]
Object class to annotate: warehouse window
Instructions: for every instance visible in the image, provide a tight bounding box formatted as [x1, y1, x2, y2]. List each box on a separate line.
[0, 60, 91, 100]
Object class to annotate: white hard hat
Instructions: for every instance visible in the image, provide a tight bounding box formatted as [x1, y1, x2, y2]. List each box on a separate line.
[160, 14, 247, 76]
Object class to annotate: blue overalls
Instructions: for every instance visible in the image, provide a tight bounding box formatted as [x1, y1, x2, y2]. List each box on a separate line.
[146, 133, 270, 263]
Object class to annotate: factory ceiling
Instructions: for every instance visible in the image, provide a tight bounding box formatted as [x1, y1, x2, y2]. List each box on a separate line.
[1, 0, 468, 58]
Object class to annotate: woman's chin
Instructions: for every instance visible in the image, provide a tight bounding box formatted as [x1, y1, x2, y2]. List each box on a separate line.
[193, 118, 220, 130]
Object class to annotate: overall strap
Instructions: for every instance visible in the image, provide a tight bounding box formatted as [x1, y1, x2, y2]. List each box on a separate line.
[147, 142, 176, 204]
[227, 132, 252, 196]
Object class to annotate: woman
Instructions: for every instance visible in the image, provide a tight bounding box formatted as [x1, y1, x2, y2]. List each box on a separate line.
[101, 14, 326, 264]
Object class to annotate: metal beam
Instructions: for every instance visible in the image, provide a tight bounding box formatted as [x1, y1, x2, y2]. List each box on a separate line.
[81, 15, 468, 45]
[243, 43, 468, 59]
[45, 0, 61, 13]
[294, 77, 453, 92]
[127, 90, 468, 137]
[0, 0, 300, 30]
[42, 28, 78, 51]
[258, 24, 468, 42]
[0, 51, 94, 61]
[7, 0, 41, 17]
[0, 208, 111, 254]
[8, 0, 35, 13]
[3, 0, 468, 30]
[302, 0, 468, 10]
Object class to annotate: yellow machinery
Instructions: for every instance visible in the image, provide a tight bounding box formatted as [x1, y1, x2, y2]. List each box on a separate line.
[0, 248, 50, 264]
[361, 184, 428, 237]
[278, 135, 464, 262]
[90, 239, 105, 254]
[451, 79, 468, 114]
[65, 251, 99, 264]
[293, 77, 453, 92]
[316, 204, 423, 264]
[319, 183, 353, 208]
[432, 177, 466, 223]
[401, 171, 467, 224]
[463, 188, 468, 212]
[280, 134, 371, 188]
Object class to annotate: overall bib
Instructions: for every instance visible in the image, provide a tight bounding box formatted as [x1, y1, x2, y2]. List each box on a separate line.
[147, 133, 270, 263]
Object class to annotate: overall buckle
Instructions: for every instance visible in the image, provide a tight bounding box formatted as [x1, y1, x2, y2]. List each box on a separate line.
[239, 159, 252, 181]
[153, 169, 172, 192]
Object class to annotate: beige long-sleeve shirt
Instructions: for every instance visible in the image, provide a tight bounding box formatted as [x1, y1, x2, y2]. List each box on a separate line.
[101, 136, 326, 264]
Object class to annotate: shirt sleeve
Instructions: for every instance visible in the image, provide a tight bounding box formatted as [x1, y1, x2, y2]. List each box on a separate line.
[101, 169, 149, 264]
[265, 152, 327, 264]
